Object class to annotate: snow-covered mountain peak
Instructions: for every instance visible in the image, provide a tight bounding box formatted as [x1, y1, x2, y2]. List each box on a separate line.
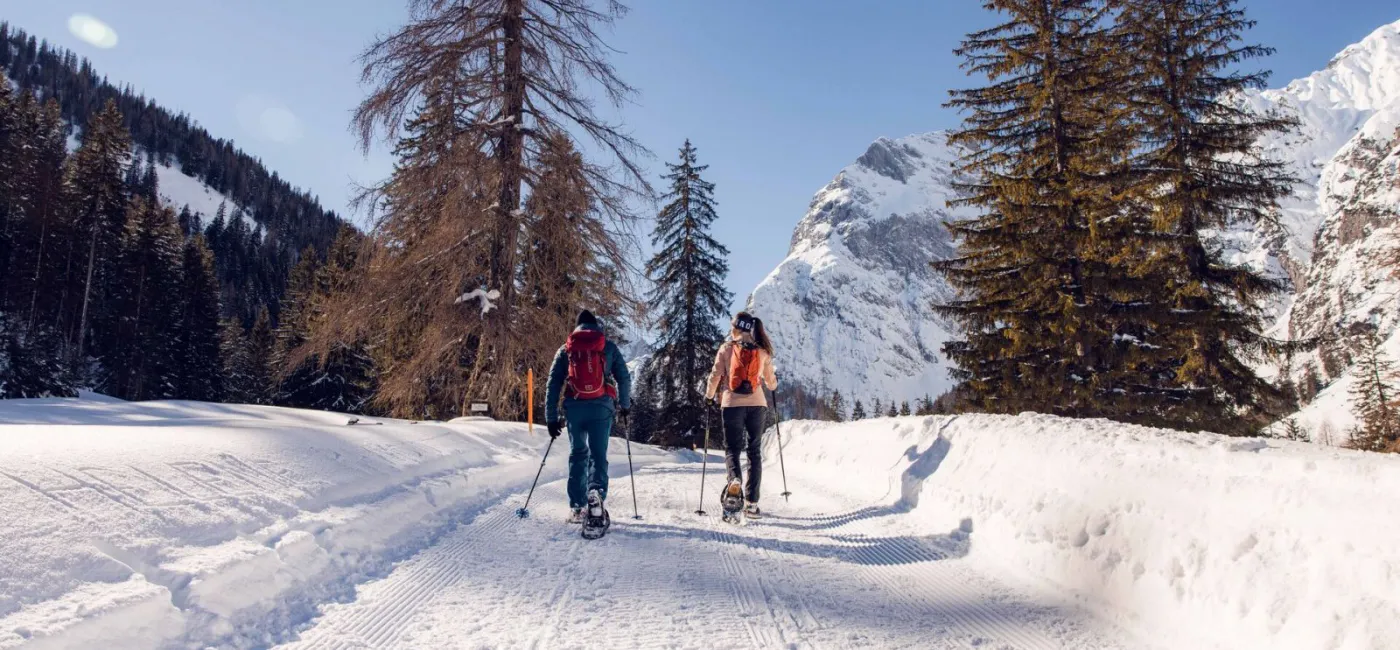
[790, 131, 965, 252]
[1310, 18, 1400, 110]
[749, 132, 971, 405]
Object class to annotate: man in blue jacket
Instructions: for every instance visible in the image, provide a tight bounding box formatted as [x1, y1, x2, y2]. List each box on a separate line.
[546, 310, 632, 522]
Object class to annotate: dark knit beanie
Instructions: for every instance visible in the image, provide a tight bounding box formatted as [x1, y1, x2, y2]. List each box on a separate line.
[577, 309, 598, 327]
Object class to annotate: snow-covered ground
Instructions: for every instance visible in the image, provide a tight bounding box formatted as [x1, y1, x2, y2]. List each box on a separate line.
[777, 415, 1400, 650]
[0, 397, 678, 649]
[2, 398, 1396, 649]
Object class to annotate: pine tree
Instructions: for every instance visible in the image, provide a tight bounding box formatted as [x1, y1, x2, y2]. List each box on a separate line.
[1280, 417, 1307, 443]
[936, 0, 1126, 418]
[102, 198, 184, 400]
[17, 99, 68, 332]
[172, 234, 223, 401]
[916, 394, 935, 416]
[247, 307, 275, 404]
[872, 398, 883, 418]
[219, 318, 255, 403]
[0, 313, 75, 398]
[899, 401, 912, 417]
[1112, 0, 1299, 434]
[65, 100, 132, 362]
[1347, 330, 1400, 453]
[645, 141, 732, 446]
[851, 399, 867, 421]
[886, 401, 898, 418]
[276, 227, 376, 413]
[829, 390, 847, 422]
[629, 371, 661, 444]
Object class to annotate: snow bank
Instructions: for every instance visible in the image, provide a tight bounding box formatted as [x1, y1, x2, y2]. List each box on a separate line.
[0, 397, 671, 649]
[772, 414, 1400, 650]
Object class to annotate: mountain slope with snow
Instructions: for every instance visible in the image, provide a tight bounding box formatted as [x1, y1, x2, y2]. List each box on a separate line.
[750, 18, 1400, 411]
[1232, 18, 1400, 299]
[746, 132, 973, 404]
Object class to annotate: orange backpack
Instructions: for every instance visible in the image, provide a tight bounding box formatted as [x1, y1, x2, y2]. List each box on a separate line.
[728, 342, 763, 395]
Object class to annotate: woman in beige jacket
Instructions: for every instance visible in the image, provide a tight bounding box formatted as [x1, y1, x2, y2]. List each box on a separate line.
[705, 311, 778, 516]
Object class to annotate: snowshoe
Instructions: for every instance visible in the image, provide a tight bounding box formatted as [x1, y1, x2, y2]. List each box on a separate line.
[720, 479, 745, 525]
[567, 507, 584, 524]
[581, 489, 610, 540]
[744, 502, 761, 519]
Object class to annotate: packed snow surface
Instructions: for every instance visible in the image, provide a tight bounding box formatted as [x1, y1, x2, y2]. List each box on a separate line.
[5, 397, 1394, 649]
[0, 397, 674, 649]
[778, 415, 1400, 650]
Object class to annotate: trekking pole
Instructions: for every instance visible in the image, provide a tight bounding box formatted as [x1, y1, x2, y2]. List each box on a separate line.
[773, 389, 792, 501]
[622, 412, 641, 520]
[695, 405, 710, 515]
[516, 436, 556, 518]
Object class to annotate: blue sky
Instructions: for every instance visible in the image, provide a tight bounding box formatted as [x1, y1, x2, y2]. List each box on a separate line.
[5, 1, 1398, 317]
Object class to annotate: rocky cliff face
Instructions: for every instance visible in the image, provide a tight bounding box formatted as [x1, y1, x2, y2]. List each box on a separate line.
[746, 132, 972, 405]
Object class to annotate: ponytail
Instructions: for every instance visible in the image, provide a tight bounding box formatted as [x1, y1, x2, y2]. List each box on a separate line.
[752, 317, 774, 356]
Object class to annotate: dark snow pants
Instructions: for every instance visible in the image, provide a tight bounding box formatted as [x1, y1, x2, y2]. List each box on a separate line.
[722, 406, 766, 502]
[566, 409, 613, 509]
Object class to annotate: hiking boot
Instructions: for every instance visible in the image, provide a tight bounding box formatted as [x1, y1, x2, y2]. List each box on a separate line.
[744, 502, 761, 518]
[567, 507, 585, 524]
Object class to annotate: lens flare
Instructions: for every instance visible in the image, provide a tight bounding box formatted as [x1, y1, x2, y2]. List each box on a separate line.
[235, 95, 305, 143]
[67, 14, 118, 49]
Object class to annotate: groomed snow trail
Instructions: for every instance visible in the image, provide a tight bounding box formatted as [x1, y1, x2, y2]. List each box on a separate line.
[276, 461, 1144, 650]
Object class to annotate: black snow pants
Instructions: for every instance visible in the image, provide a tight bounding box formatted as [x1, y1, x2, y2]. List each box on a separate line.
[722, 405, 766, 502]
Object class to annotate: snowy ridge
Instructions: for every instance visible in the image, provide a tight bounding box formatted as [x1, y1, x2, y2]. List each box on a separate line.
[774, 414, 1400, 650]
[1232, 17, 1400, 289]
[747, 132, 974, 404]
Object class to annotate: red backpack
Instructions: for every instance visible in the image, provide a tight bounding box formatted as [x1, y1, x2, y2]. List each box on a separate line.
[729, 341, 763, 395]
[565, 329, 618, 400]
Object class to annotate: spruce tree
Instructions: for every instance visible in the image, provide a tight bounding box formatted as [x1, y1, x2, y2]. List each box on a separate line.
[247, 307, 275, 404]
[916, 395, 935, 416]
[220, 318, 256, 403]
[172, 234, 223, 401]
[886, 401, 899, 418]
[1347, 330, 1400, 453]
[937, 0, 1125, 418]
[273, 230, 375, 413]
[628, 371, 661, 444]
[872, 398, 883, 418]
[899, 401, 912, 417]
[102, 198, 183, 400]
[645, 141, 732, 446]
[1113, 0, 1298, 434]
[65, 100, 132, 362]
[1280, 417, 1307, 443]
[830, 390, 847, 422]
[17, 99, 68, 332]
[851, 399, 867, 421]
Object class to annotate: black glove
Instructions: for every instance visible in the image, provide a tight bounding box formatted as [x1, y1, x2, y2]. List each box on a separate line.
[547, 420, 563, 439]
[619, 407, 631, 420]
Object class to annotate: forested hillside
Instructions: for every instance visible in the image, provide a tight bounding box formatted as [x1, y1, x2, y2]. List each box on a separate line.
[0, 22, 343, 325]
[0, 22, 370, 409]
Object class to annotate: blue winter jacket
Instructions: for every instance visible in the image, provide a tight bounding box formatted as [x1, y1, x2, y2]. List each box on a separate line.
[545, 324, 632, 423]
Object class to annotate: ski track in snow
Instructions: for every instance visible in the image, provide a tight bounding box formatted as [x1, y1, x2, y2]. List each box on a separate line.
[276, 463, 1142, 650]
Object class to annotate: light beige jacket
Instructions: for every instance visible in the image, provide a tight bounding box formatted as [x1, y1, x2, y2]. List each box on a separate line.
[705, 337, 778, 408]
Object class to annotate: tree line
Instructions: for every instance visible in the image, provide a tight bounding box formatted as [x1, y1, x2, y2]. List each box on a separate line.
[0, 22, 342, 327]
[0, 77, 374, 409]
